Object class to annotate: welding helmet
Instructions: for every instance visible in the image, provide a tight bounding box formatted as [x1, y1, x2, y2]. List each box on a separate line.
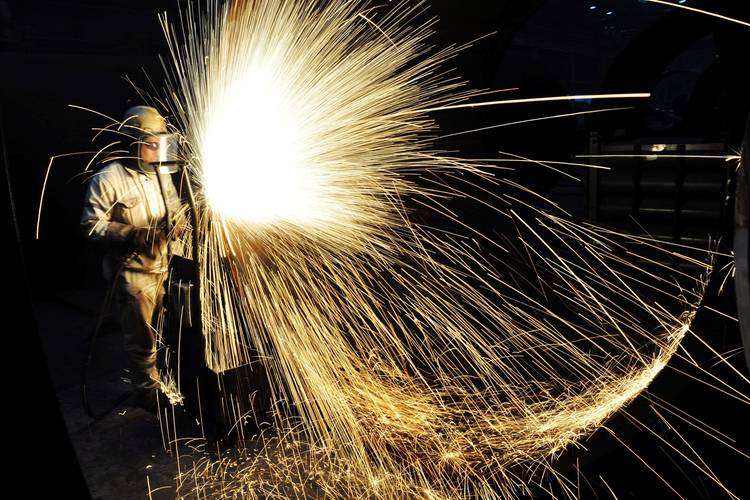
[122, 105, 182, 174]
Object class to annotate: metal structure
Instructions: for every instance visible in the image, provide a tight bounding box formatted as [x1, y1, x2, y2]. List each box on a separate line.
[586, 137, 732, 250]
[162, 170, 272, 442]
[737, 116, 750, 374]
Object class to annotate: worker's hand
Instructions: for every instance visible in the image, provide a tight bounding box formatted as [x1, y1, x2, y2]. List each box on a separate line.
[130, 226, 166, 252]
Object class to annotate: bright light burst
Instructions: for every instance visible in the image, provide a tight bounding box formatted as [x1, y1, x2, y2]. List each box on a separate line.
[140, 0, 747, 497]
[201, 65, 314, 224]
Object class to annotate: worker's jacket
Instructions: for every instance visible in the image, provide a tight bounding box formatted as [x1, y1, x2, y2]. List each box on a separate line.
[80, 161, 184, 280]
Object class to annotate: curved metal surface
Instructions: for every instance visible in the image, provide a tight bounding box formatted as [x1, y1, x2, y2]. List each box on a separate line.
[737, 113, 750, 374]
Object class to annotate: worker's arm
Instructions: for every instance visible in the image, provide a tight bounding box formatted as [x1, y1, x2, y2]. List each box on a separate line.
[80, 174, 136, 243]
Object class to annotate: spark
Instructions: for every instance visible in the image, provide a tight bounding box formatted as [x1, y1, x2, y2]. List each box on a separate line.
[645, 0, 750, 28]
[37, 157, 55, 240]
[406, 93, 651, 115]
[435, 106, 634, 141]
[57, 0, 748, 497]
[576, 154, 741, 161]
[151, 1, 743, 495]
[36, 150, 114, 239]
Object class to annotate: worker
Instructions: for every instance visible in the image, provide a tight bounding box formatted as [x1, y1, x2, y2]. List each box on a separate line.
[80, 105, 184, 412]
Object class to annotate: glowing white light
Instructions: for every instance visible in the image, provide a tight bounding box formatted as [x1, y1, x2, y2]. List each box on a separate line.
[201, 65, 326, 226]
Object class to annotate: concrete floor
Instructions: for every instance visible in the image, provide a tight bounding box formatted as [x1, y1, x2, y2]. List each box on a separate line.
[31, 286, 318, 499]
[31, 286, 750, 499]
[33, 289, 196, 500]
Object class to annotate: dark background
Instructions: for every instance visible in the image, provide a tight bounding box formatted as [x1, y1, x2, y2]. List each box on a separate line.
[2, 0, 748, 497]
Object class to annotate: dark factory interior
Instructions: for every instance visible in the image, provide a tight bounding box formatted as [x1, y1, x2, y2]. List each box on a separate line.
[2, 0, 749, 498]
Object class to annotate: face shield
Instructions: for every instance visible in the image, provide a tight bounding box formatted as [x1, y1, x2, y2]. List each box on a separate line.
[139, 133, 184, 174]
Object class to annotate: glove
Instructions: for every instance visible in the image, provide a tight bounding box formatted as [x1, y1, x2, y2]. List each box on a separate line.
[130, 226, 166, 252]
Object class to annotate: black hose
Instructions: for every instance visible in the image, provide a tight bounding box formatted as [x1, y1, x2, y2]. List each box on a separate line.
[80, 262, 135, 420]
[182, 170, 201, 301]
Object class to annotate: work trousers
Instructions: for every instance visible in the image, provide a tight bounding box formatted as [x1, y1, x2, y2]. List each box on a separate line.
[114, 269, 167, 390]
